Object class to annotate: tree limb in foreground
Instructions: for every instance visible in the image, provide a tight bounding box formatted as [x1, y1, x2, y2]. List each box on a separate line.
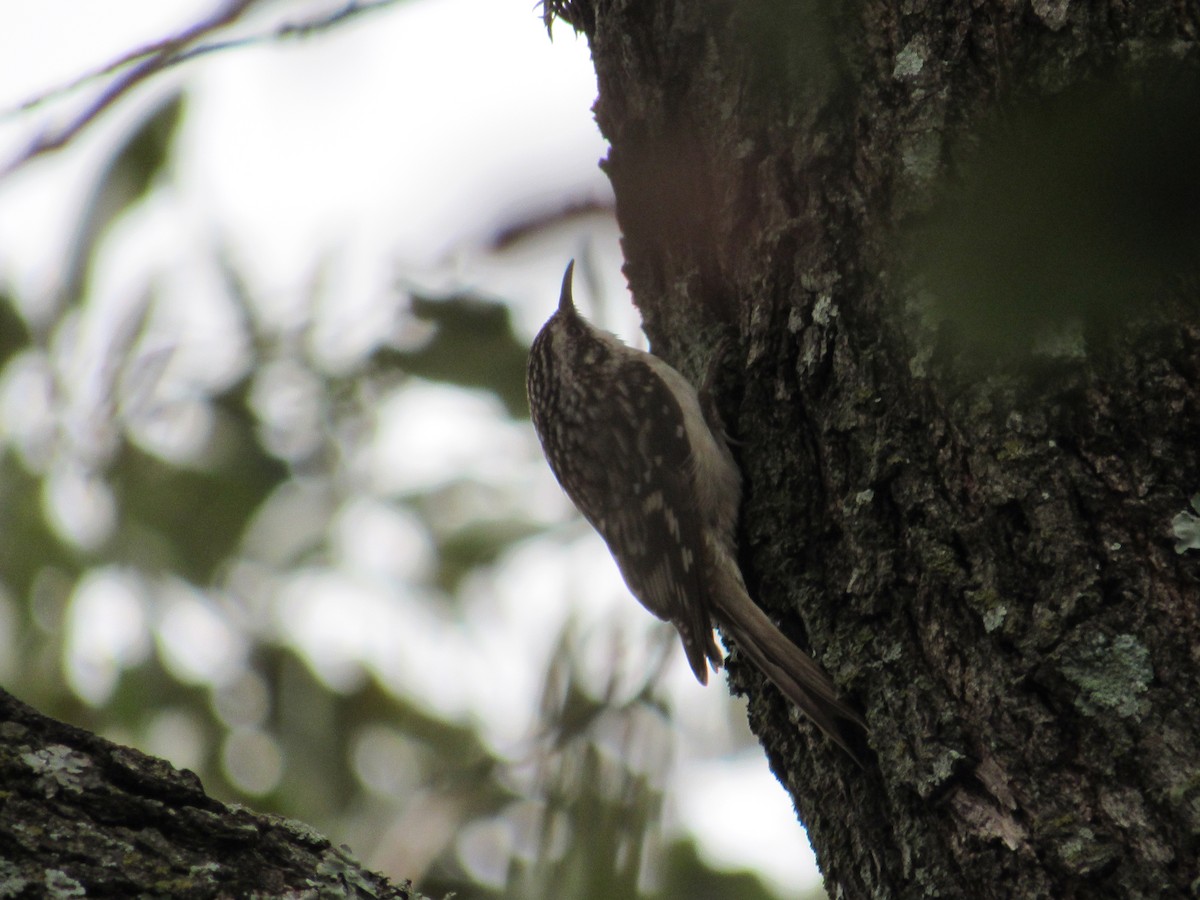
[0, 687, 425, 899]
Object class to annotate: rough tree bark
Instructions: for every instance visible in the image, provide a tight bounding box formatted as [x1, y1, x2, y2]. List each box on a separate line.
[548, 0, 1200, 897]
[0, 688, 420, 898]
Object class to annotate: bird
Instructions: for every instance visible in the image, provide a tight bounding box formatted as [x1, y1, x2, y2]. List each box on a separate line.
[527, 261, 865, 760]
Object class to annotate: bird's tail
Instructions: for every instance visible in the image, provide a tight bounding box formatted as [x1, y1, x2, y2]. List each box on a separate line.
[709, 550, 867, 763]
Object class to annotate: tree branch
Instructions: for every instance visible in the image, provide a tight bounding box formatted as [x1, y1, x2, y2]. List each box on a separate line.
[0, 687, 426, 898]
[1, 0, 405, 179]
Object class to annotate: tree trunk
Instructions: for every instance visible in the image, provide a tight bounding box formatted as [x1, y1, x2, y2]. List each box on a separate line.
[550, 0, 1200, 896]
[0, 688, 419, 898]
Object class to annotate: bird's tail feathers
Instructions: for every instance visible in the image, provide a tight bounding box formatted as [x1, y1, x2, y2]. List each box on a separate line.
[710, 559, 866, 763]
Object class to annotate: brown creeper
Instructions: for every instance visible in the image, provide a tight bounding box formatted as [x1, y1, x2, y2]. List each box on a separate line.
[527, 261, 865, 760]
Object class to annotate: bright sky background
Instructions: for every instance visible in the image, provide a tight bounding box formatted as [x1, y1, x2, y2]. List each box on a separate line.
[0, 0, 822, 893]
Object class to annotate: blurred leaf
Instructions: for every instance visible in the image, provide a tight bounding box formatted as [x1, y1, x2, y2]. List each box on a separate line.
[381, 291, 529, 417]
[262, 647, 363, 815]
[0, 451, 81, 601]
[0, 292, 32, 367]
[509, 737, 657, 900]
[436, 517, 541, 593]
[109, 655, 210, 728]
[107, 376, 287, 583]
[60, 92, 185, 308]
[499, 623, 679, 900]
[108, 92, 185, 206]
[659, 837, 802, 900]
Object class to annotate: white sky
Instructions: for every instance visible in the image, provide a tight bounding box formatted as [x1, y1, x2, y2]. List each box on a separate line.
[0, 0, 822, 893]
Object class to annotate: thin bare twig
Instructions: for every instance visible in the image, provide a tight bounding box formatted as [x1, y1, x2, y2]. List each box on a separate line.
[148, 1, 404, 73]
[1, 0, 404, 180]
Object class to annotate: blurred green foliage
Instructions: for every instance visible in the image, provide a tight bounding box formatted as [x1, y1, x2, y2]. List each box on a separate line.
[379, 291, 531, 418]
[0, 87, 800, 900]
[59, 95, 185, 319]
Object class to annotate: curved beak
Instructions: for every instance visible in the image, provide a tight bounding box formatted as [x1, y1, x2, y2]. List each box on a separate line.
[558, 259, 576, 314]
